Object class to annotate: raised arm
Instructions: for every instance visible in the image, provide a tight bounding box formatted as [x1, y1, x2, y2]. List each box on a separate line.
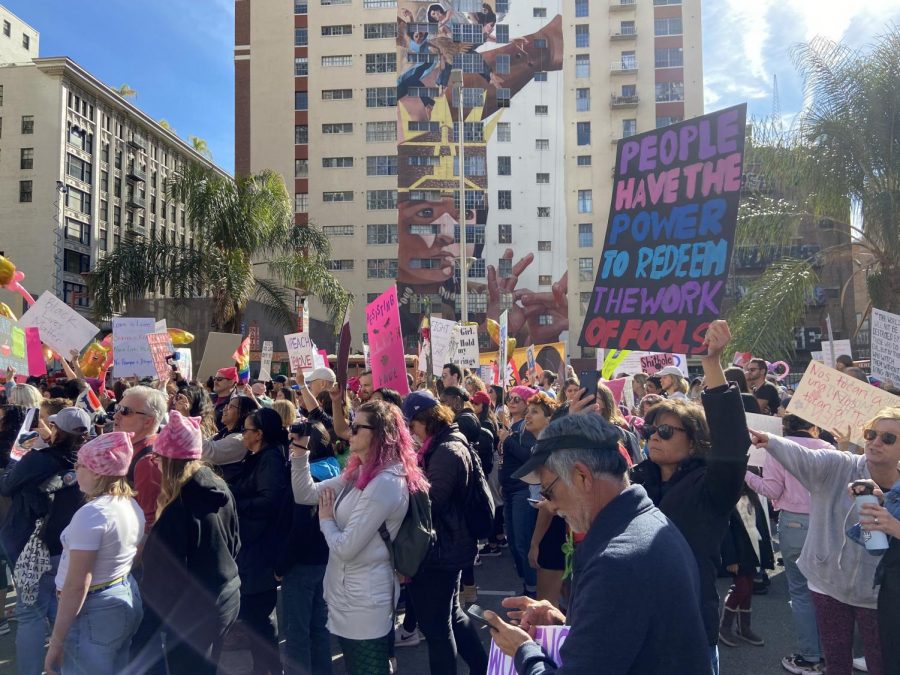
[290, 448, 344, 505]
[749, 431, 851, 492]
[328, 383, 351, 442]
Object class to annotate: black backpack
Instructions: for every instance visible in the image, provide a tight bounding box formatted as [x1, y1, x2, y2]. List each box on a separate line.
[462, 439, 495, 540]
[379, 488, 435, 578]
[473, 426, 495, 475]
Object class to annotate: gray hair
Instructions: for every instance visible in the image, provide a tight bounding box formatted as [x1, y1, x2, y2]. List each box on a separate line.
[125, 385, 168, 427]
[9, 383, 43, 408]
[539, 414, 629, 486]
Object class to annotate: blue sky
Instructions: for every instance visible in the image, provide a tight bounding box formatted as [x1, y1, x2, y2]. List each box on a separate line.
[7, 0, 898, 176]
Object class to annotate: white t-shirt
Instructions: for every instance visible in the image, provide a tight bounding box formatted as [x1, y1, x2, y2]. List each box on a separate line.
[55, 496, 145, 590]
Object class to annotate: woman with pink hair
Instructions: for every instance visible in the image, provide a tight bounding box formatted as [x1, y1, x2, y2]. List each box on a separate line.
[290, 399, 428, 675]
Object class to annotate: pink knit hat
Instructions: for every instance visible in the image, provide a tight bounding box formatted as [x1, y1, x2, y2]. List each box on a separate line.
[154, 411, 202, 460]
[78, 432, 134, 477]
[509, 386, 538, 402]
[216, 367, 238, 381]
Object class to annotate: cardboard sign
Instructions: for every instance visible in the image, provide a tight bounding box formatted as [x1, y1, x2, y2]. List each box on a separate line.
[112, 318, 157, 378]
[479, 364, 495, 385]
[456, 325, 480, 369]
[197, 332, 242, 383]
[429, 317, 457, 376]
[176, 347, 193, 382]
[871, 308, 900, 383]
[787, 361, 900, 446]
[488, 625, 569, 675]
[745, 412, 783, 467]
[579, 105, 747, 355]
[285, 332, 317, 375]
[336, 315, 352, 392]
[363, 343, 371, 370]
[0, 316, 27, 373]
[640, 353, 675, 375]
[817, 339, 852, 368]
[526, 344, 536, 374]
[146, 332, 175, 381]
[258, 341, 274, 382]
[24, 327, 46, 377]
[18, 291, 99, 358]
[366, 286, 409, 395]
[498, 311, 509, 387]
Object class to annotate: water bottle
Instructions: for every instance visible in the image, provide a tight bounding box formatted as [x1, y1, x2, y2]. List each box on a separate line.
[855, 494, 890, 552]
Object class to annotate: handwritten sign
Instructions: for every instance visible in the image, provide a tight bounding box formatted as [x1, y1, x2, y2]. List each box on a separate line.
[526, 344, 536, 374]
[816, 340, 852, 368]
[176, 348, 193, 382]
[498, 311, 509, 387]
[18, 291, 99, 357]
[456, 325, 480, 369]
[787, 361, 900, 446]
[487, 625, 569, 675]
[430, 317, 457, 376]
[366, 286, 409, 395]
[25, 327, 46, 377]
[0, 316, 27, 373]
[285, 332, 317, 375]
[258, 341, 274, 382]
[745, 412, 783, 467]
[146, 332, 175, 380]
[112, 318, 157, 378]
[870, 308, 898, 383]
[579, 104, 747, 355]
[640, 353, 675, 375]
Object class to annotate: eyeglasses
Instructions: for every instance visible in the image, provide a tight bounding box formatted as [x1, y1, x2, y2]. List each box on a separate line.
[115, 406, 151, 418]
[744, 368, 761, 374]
[350, 423, 375, 435]
[242, 425, 259, 434]
[641, 423, 688, 441]
[863, 429, 898, 446]
[539, 475, 561, 502]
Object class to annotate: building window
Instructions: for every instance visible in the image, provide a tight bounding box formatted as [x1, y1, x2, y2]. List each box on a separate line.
[326, 260, 355, 271]
[498, 224, 512, 243]
[577, 155, 592, 166]
[367, 258, 398, 278]
[322, 56, 352, 68]
[295, 159, 310, 176]
[453, 87, 486, 108]
[294, 1, 308, 13]
[655, 81, 684, 102]
[579, 257, 594, 282]
[496, 88, 510, 107]
[100, 200, 108, 221]
[22, 34, 29, 50]
[364, 0, 397, 6]
[295, 125, 308, 144]
[66, 154, 93, 184]
[19, 180, 33, 203]
[497, 191, 512, 209]
[575, 25, 590, 48]
[655, 17, 683, 36]
[535, 105, 548, 115]
[451, 121, 484, 142]
[295, 193, 309, 213]
[63, 282, 89, 308]
[453, 155, 487, 176]
[452, 23, 485, 44]
[623, 119, 637, 137]
[538, 275, 552, 286]
[367, 155, 398, 176]
[654, 0, 683, 4]
[366, 52, 396, 73]
[535, 139, 549, 150]
[621, 51, 637, 69]
[63, 249, 91, 274]
[365, 22, 398, 39]
[295, 91, 308, 110]
[21, 115, 34, 134]
[656, 116, 684, 128]
[295, 57, 308, 76]
[498, 258, 513, 278]
[576, 88, 590, 112]
[619, 20, 636, 36]
[538, 241, 551, 252]
[114, 206, 121, 225]
[463, 259, 486, 278]
[455, 224, 485, 245]
[323, 123, 353, 134]
[322, 89, 352, 100]
[494, 54, 510, 75]
[452, 52, 486, 73]
[577, 121, 591, 145]
[578, 190, 593, 213]
[533, 71, 547, 82]
[533, 8, 547, 17]
[575, 0, 589, 17]
[366, 121, 397, 142]
[496, 25, 509, 43]
[497, 156, 511, 176]
[579, 292, 591, 315]
[20, 147, 34, 170]
[323, 191, 354, 202]
[323, 225, 354, 236]
[321, 0, 351, 4]
[366, 87, 397, 107]
[2, 21, 9, 36]
[65, 187, 91, 215]
[579, 223, 593, 247]
[295, 28, 308, 46]
[497, 122, 511, 142]
[575, 54, 590, 78]
[367, 190, 397, 210]
[321, 24, 353, 36]
[537, 207, 550, 218]
[655, 47, 684, 68]
[367, 224, 398, 244]
[536, 173, 550, 184]
[322, 157, 353, 168]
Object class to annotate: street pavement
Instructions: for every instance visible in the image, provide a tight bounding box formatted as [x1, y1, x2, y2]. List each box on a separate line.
[0, 546, 804, 674]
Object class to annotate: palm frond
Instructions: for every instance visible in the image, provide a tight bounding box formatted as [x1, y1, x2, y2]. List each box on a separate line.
[252, 277, 297, 332]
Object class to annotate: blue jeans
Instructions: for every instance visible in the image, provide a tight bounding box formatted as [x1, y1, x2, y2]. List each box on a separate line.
[62, 576, 143, 675]
[710, 644, 719, 675]
[16, 555, 60, 675]
[503, 490, 537, 590]
[281, 564, 332, 675]
[779, 511, 822, 662]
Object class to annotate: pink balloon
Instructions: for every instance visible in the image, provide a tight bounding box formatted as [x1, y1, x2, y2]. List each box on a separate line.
[768, 360, 790, 381]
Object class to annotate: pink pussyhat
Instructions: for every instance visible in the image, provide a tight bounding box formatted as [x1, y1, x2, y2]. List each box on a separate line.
[154, 411, 202, 460]
[78, 432, 134, 477]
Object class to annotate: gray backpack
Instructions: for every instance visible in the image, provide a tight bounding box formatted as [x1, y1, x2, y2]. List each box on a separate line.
[379, 488, 435, 578]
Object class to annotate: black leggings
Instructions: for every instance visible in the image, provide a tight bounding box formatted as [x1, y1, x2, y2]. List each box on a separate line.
[239, 589, 281, 675]
[338, 629, 392, 675]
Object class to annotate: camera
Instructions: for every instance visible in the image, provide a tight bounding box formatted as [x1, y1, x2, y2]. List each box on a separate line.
[290, 421, 311, 437]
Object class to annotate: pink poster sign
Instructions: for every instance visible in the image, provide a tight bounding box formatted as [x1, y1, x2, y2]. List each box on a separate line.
[366, 286, 409, 396]
[25, 327, 46, 377]
[601, 377, 627, 405]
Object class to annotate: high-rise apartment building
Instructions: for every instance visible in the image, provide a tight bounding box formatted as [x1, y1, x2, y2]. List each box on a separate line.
[0, 4, 38, 65]
[236, 0, 703, 357]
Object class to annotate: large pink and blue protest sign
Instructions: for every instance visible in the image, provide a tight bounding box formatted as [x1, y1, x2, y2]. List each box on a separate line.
[579, 104, 747, 355]
[366, 286, 410, 396]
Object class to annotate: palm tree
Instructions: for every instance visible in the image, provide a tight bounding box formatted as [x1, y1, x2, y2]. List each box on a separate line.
[189, 136, 212, 159]
[88, 164, 351, 333]
[116, 84, 137, 99]
[726, 28, 900, 359]
[158, 119, 174, 132]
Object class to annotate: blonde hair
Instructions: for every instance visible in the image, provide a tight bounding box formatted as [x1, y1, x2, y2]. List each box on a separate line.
[84, 475, 136, 501]
[271, 400, 298, 428]
[156, 456, 205, 519]
[865, 406, 900, 430]
[9, 384, 43, 408]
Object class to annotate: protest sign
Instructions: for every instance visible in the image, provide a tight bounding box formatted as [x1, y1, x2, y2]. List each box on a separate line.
[456, 325, 480, 369]
[787, 361, 900, 446]
[285, 332, 317, 374]
[176, 348, 193, 382]
[579, 105, 747, 355]
[870, 308, 900, 383]
[498, 311, 509, 386]
[640, 353, 674, 375]
[154, 319, 167, 334]
[363, 343, 371, 370]
[197, 332, 242, 383]
[602, 377, 626, 405]
[18, 291, 99, 357]
[526, 344, 536, 374]
[488, 625, 569, 675]
[366, 286, 409, 395]
[24, 327, 46, 377]
[11, 407, 39, 461]
[146, 332, 175, 381]
[479, 364, 495, 385]
[112, 318, 157, 379]
[430, 317, 457, 376]
[0, 316, 27, 373]
[336, 313, 352, 392]
[258, 341, 273, 382]
[745, 412, 783, 467]
[817, 340, 852, 368]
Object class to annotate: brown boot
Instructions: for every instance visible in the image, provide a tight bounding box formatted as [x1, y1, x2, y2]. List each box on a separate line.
[737, 609, 764, 646]
[718, 607, 739, 647]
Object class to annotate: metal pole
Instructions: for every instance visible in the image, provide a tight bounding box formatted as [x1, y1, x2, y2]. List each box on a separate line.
[456, 70, 468, 324]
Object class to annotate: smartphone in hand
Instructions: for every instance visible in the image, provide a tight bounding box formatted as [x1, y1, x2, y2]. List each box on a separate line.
[467, 603, 492, 628]
[579, 370, 600, 401]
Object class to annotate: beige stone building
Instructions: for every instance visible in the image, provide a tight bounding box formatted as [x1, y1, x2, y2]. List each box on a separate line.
[236, 0, 703, 357]
[0, 4, 38, 65]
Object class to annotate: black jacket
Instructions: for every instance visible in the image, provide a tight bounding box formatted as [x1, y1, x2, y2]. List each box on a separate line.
[500, 419, 535, 495]
[629, 384, 749, 646]
[229, 445, 290, 595]
[420, 423, 476, 572]
[455, 410, 481, 446]
[141, 466, 241, 635]
[721, 490, 775, 574]
[274, 460, 332, 577]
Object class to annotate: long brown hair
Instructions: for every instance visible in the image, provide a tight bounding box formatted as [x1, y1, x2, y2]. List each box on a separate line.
[156, 456, 205, 519]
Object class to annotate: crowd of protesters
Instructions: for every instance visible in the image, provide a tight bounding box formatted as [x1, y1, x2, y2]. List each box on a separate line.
[0, 319, 897, 675]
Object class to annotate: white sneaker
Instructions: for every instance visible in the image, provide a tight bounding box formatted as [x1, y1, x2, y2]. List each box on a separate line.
[394, 626, 421, 647]
[853, 657, 868, 673]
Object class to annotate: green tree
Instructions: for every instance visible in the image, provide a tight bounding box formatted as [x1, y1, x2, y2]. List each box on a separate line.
[88, 165, 351, 332]
[116, 84, 137, 99]
[189, 136, 212, 159]
[158, 119, 174, 132]
[726, 28, 900, 359]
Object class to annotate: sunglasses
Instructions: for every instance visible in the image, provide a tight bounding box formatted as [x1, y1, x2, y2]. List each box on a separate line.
[214, 376, 230, 382]
[350, 423, 375, 435]
[641, 423, 688, 441]
[508, 396, 523, 404]
[115, 405, 151, 418]
[863, 429, 898, 445]
[539, 475, 561, 502]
